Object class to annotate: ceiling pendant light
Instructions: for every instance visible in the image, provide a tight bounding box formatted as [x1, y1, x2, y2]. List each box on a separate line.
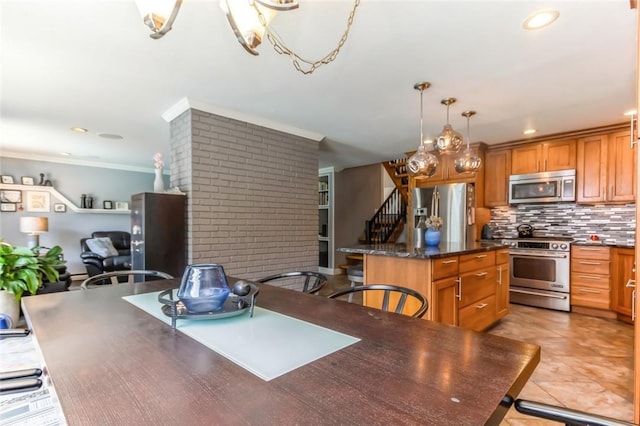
[435, 98, 463, 155]
[407, 82, 438, 178]
[134, 0, 183, 39]
[454, 111, 482, 174]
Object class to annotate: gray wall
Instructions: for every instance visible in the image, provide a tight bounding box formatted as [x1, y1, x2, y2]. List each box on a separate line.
[170, 108, 319, 286]
[0, 157, 162, 274]
[334, 164, 384, 268]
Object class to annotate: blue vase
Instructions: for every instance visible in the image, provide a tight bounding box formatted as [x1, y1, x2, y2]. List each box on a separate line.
[425, 229, 441, 246]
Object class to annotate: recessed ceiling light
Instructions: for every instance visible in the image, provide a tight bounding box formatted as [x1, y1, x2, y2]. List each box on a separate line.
[624, 110, 637, 116]
[523, 9, 559, 30]
[97, 133, 124, 140]
[523, 129, 537, 135]
[70, 127, 88, 133]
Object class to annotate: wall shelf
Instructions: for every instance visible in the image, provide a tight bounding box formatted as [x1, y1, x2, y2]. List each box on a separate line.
[0, 183, 131, 214]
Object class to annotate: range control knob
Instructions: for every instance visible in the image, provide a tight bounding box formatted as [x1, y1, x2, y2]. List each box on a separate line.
[560, 243, 568, 250]
[551, 243, 559, 250]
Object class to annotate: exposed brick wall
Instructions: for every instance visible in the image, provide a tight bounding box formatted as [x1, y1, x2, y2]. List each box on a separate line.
[169, 108, 319, 287]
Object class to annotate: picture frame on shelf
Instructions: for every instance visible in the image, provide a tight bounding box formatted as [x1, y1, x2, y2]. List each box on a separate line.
[1, 175, 14, 184]
[0, 203, 16, 212]
[0, 190, 21, 203]
[103, 200, 113, 209]
[115, 201, 129, 211]
[53, 203, 66, 213]
[21, 176, 34, 185]
[26, 191, 50, 212]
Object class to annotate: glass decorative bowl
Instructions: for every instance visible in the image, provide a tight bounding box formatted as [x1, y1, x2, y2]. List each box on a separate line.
[177, 263, 231, 313]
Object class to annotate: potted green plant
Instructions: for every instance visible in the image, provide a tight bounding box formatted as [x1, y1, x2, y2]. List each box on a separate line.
[0, 242, 65, 326]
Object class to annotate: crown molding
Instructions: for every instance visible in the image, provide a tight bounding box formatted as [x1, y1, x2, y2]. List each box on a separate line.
[162, 97, 325, 142]
[0, 151, 161, 174]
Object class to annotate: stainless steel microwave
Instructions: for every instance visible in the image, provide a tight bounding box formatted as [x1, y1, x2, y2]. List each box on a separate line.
[508, 169, 576, 204]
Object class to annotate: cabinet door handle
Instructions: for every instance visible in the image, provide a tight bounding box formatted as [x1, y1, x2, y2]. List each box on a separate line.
[579, 261, 601, 265]
[577, 275, 601, 280]
[456, 277, 462, 300]
[476, 303, 489, 309]
[579, 288, 601, 294]
[474, 254, 487, 259]
[633, 290, 636, 321]
[626, 279, 636, 289]
[497, 266, 502, 285]
[580, 248, 603, 251]
[442, 259, 458, 265]
[474, 272, 488, 278]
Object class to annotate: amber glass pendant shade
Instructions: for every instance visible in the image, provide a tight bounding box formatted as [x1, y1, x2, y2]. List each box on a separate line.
[454, 110, 482, 173]
[407, 82, 439, 178]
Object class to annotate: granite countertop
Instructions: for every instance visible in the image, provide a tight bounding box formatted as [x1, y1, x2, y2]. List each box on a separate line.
[571, 241, 635, 249]
[338, 241, 508, 259]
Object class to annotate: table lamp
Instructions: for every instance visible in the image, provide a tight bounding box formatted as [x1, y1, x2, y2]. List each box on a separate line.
[19, 217, 49, 249]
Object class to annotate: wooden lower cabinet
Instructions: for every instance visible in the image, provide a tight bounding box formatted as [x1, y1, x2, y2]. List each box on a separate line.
[460, 295, 496, 331]
[496, 249, 510, 318]
[363, 247, 509, 331]
[611, 247, 636, 323]
[570, 246, 613, 317]
[433, 277, 459, 326]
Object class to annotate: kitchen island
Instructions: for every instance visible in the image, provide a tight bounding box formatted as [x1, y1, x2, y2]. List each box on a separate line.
[20, 277, 539, 425]
[339, 242, 511, 331]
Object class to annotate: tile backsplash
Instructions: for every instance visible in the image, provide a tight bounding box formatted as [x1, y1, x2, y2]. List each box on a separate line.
[489, 203, 636, 246]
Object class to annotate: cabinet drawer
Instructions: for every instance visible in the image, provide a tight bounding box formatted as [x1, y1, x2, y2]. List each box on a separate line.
[571, 259, 610, 275]
[459, 295, 496, 332]
[495, 249, 510, 265]
[432, 256, 459, 280]
[459, 251, 496, 274]
[571, 272, 610, 290]
[572, 246, 610, 260]
[571, 286, 611, 310]
[459, 268, 496, 308]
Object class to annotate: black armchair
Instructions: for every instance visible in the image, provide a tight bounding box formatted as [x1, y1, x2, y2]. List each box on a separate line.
[80, 231, 132, 277]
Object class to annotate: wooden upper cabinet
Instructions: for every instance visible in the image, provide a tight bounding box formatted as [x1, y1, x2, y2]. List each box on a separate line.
[607, 130, 636, 202]
[576, 135, 607, 203]
[484, 149, 511, 207]
[511, 139, 576, 175]
[576, 130, 636, 204]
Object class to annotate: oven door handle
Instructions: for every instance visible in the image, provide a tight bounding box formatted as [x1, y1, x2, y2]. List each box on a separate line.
[510, 251, 568, 259]
[509, 288, 569, 300]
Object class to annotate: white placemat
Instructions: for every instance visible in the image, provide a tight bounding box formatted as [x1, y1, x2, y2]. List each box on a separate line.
[123, 290, 360, 381]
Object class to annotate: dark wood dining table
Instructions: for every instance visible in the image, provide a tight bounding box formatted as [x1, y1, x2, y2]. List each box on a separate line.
[21, 278, 540, 425]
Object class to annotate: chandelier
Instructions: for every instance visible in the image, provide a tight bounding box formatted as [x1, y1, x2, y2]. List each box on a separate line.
[406, 82, 438, 178]
[454, 111, 482, 173]
[134, 0, 361, 75]
[435, 98, 463, 155]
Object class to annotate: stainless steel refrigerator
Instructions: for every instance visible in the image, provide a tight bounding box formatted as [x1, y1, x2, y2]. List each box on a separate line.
[412, 183, 476, 245]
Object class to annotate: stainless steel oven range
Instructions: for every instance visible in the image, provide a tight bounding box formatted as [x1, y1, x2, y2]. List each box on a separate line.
[501, 237, 572, 312]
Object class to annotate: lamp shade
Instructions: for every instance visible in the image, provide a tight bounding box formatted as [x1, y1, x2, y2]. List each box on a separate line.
[20, 217, 49, 234]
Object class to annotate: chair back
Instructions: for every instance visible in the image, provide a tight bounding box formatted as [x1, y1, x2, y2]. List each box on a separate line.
[80, 270, 173, 289]
[256, 271, 327, 294]
[328, 284, 428, 318]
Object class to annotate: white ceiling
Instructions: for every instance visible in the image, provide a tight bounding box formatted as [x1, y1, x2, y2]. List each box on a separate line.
[1, 0, 637, 172]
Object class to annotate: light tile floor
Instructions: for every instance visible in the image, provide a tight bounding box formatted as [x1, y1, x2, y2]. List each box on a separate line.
[324, 274, 635, 425]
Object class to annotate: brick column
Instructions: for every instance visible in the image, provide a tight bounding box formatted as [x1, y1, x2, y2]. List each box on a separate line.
[169, 107, 319, 280]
